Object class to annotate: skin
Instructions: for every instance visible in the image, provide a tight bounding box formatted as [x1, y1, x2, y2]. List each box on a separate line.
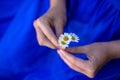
[33, 0, 120, 78]
[57, 41, 120, 78]
[33, 0, 66, 49]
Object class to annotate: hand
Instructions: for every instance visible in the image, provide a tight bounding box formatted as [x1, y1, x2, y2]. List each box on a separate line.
[33, 6, 66, 49]
[57, 42, 114, 78]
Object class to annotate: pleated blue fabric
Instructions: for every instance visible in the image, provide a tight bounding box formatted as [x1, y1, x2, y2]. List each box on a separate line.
[0, 0, 120, 80]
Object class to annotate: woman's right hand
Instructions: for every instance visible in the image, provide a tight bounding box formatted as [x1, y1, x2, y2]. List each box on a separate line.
[57, 41, 120, 78]
[33, 3, 66, 49]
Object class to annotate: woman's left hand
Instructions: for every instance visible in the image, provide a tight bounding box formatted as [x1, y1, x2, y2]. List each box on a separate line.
[57, 42, 114, 78]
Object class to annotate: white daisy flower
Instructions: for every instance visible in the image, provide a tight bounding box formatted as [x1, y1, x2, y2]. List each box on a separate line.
[59, 33, 72, 43]
[58, 39, 69, 49]
[70, 33, 79, 42]
[58, 33, 80, 48]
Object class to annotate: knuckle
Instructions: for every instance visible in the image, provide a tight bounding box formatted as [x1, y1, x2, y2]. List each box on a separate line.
[87, 71, 96, 78]
[39, 17, 44, 22]
[38, 38, 45, 46]
[39, 17, 50, 26]
[88, 69, 96, 78]
[39, 16, 48, 23]
[82, 61, 96, 78]
[86, 65, 96, 78]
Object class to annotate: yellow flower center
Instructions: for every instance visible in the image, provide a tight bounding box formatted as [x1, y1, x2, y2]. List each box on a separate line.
[72, 36, 75, 40]
[63, 36, 69, 41]
[61, 41, 66, 45]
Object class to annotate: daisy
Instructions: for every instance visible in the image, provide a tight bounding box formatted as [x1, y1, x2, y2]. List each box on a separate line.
[58, 33, 80, 48]
[58, 39, 69, 49]
[59, 33, 72, 43]
[70, 33, 79, 42]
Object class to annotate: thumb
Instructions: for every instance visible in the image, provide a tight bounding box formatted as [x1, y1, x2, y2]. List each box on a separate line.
[54, 20, 64, 38]
[65, 46, 89, 54]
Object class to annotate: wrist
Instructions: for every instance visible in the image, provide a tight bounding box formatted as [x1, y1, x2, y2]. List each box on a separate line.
[107, 40, 120, 59]
[50, 0, 66, 13]
[50, 0, 66, 7]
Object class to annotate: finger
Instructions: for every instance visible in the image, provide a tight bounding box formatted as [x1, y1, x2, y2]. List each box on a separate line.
[65, 46, 89, 54]
[54, 20, 64, 38]
[57, 50, 86, 73]
[59, 50, 88, 69]
[36, 19, 59, 47]
[33, 21, 56, 49]
[37, 29, 56, 49]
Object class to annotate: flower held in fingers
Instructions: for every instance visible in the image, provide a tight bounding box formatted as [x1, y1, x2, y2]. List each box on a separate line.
[70, 33, 79, 42]
[58, 33, 80, 48]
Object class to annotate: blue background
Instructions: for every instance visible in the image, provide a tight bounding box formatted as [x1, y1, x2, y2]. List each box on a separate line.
[0, 0, 120, 80]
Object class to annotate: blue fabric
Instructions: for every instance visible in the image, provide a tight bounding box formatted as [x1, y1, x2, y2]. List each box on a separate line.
[0, 0, 120, 80]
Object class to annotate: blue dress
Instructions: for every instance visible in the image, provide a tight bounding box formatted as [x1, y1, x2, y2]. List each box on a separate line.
[0, 0, 120, 80]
